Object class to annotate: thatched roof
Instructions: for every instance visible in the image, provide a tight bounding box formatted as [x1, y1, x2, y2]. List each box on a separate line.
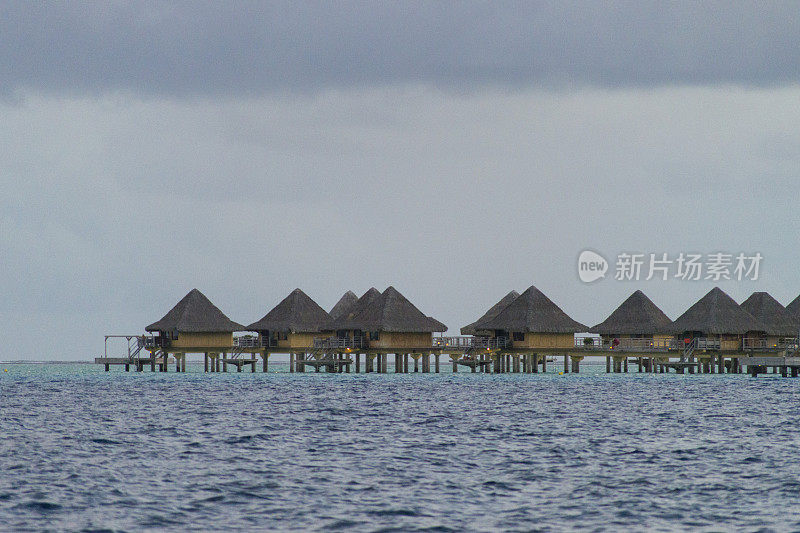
[329, 291, 358, 320]
[589, 290, 672, 335]
[247, 288, 333, 333]
[670, 287, 764, 335]
[786, 294, 800, 320]
[460, 290, 519, 335]
[427, 316, 448, 332]
[330, 287, 381, 330]
[475, 286, 587, 333]
[146, 289, 245, 333]
[344, 286, 447, 332]
[740, 292, 798, 336]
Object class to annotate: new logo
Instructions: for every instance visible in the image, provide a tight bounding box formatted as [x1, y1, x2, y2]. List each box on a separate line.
[578, 250, 608, 283]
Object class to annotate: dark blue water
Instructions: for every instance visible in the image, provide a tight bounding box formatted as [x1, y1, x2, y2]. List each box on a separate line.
[2, 363, 800, 532]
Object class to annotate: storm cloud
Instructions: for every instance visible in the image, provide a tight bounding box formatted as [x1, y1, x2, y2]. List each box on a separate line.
[2, 1, 799, 97]
[2, 2, 800, 361]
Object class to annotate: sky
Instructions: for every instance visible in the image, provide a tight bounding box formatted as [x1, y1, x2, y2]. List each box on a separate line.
[2, 2, 800, 360]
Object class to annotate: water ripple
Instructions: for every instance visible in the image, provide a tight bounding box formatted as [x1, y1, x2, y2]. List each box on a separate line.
[1, 364, 800, 531]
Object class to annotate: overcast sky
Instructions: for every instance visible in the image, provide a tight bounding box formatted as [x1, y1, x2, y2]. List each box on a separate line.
[2, 2, 800, 360]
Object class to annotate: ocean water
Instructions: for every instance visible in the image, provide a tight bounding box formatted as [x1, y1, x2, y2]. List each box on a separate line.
[1, 363, 800, 532]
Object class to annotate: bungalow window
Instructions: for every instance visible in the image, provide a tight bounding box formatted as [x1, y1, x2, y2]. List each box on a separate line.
[171, 331, 179, 340]
[369, 331, 380, 341]
[512, 332, 525, 342]
[279, 332, 288, 341]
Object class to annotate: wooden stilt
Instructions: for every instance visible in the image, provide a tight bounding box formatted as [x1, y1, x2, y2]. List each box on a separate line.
[435, 354, 440, 373]
[414, 356, 419, 373]
[452, 357, 458, 372]
[263, 353, 269, 373]
[532, 353, 538, 373]
[563, 354, 569, 374]
[355, 353, 361, 373]
[606, 356, 611, 373]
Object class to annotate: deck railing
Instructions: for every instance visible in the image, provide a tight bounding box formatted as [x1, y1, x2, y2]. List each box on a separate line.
[432, 336, 510, 350]
[742, 337, 799, 350]
[313, 337, 365, 349]
[574, 337, 681, 351]
[233, 336, 266, 348]
[574, 337, 715, 352]
[572, 337, 792, 352]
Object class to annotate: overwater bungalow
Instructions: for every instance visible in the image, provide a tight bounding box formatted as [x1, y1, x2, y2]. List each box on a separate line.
[460, 290, 519, 336]
[145, 288, 246, 371]
[471, 286, 587, 349]
[247, 288, 333, 349]
[589, 290, 673, 350]
[739, 292, 798, 348]
[329, 291, 358, 321]
[670, 287, 765, 351]
[330, 287, 381, 346]
[343, 286, 447, 350]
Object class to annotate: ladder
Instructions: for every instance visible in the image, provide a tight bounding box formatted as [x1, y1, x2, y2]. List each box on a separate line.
[128, 336, 144, 365]
[681, 338, 697, 362]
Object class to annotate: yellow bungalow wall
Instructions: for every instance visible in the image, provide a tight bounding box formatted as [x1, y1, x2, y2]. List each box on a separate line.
[171, 332, 233, 349]
[517, 333, 574, 349]
[281, 332, 334, 349]
[369, 332, 432, 350]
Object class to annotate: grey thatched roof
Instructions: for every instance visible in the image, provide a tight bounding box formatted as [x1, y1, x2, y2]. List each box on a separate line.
[344, 286, 447, 332]
[670, 287, 764, 335]
[329, 291, 358, 320]
[427, 316, 448, 332]
[461, 290, 519, 335]
[740, 292, 799, 336]
[786, 294, 800, 320]
[589, 290, 672, 335]
[330, 287, 381, 330]
[475, 286, 587, 333]
[247, 288, 333, 333]
[146, 289, 245, 333]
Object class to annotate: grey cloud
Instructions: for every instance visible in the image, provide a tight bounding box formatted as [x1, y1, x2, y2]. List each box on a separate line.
[2, 1, 799, 97]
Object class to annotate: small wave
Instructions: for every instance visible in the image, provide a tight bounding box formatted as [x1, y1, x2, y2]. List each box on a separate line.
[367, 508, 420, 517]
[18, 500, 62, 512]
[325, 518, 364, 530]
[91, 438, 121, 445]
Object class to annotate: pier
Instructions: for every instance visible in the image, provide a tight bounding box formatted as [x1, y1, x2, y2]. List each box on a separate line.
[95, 333, 800, 377]
[96, 286, 800, 377]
